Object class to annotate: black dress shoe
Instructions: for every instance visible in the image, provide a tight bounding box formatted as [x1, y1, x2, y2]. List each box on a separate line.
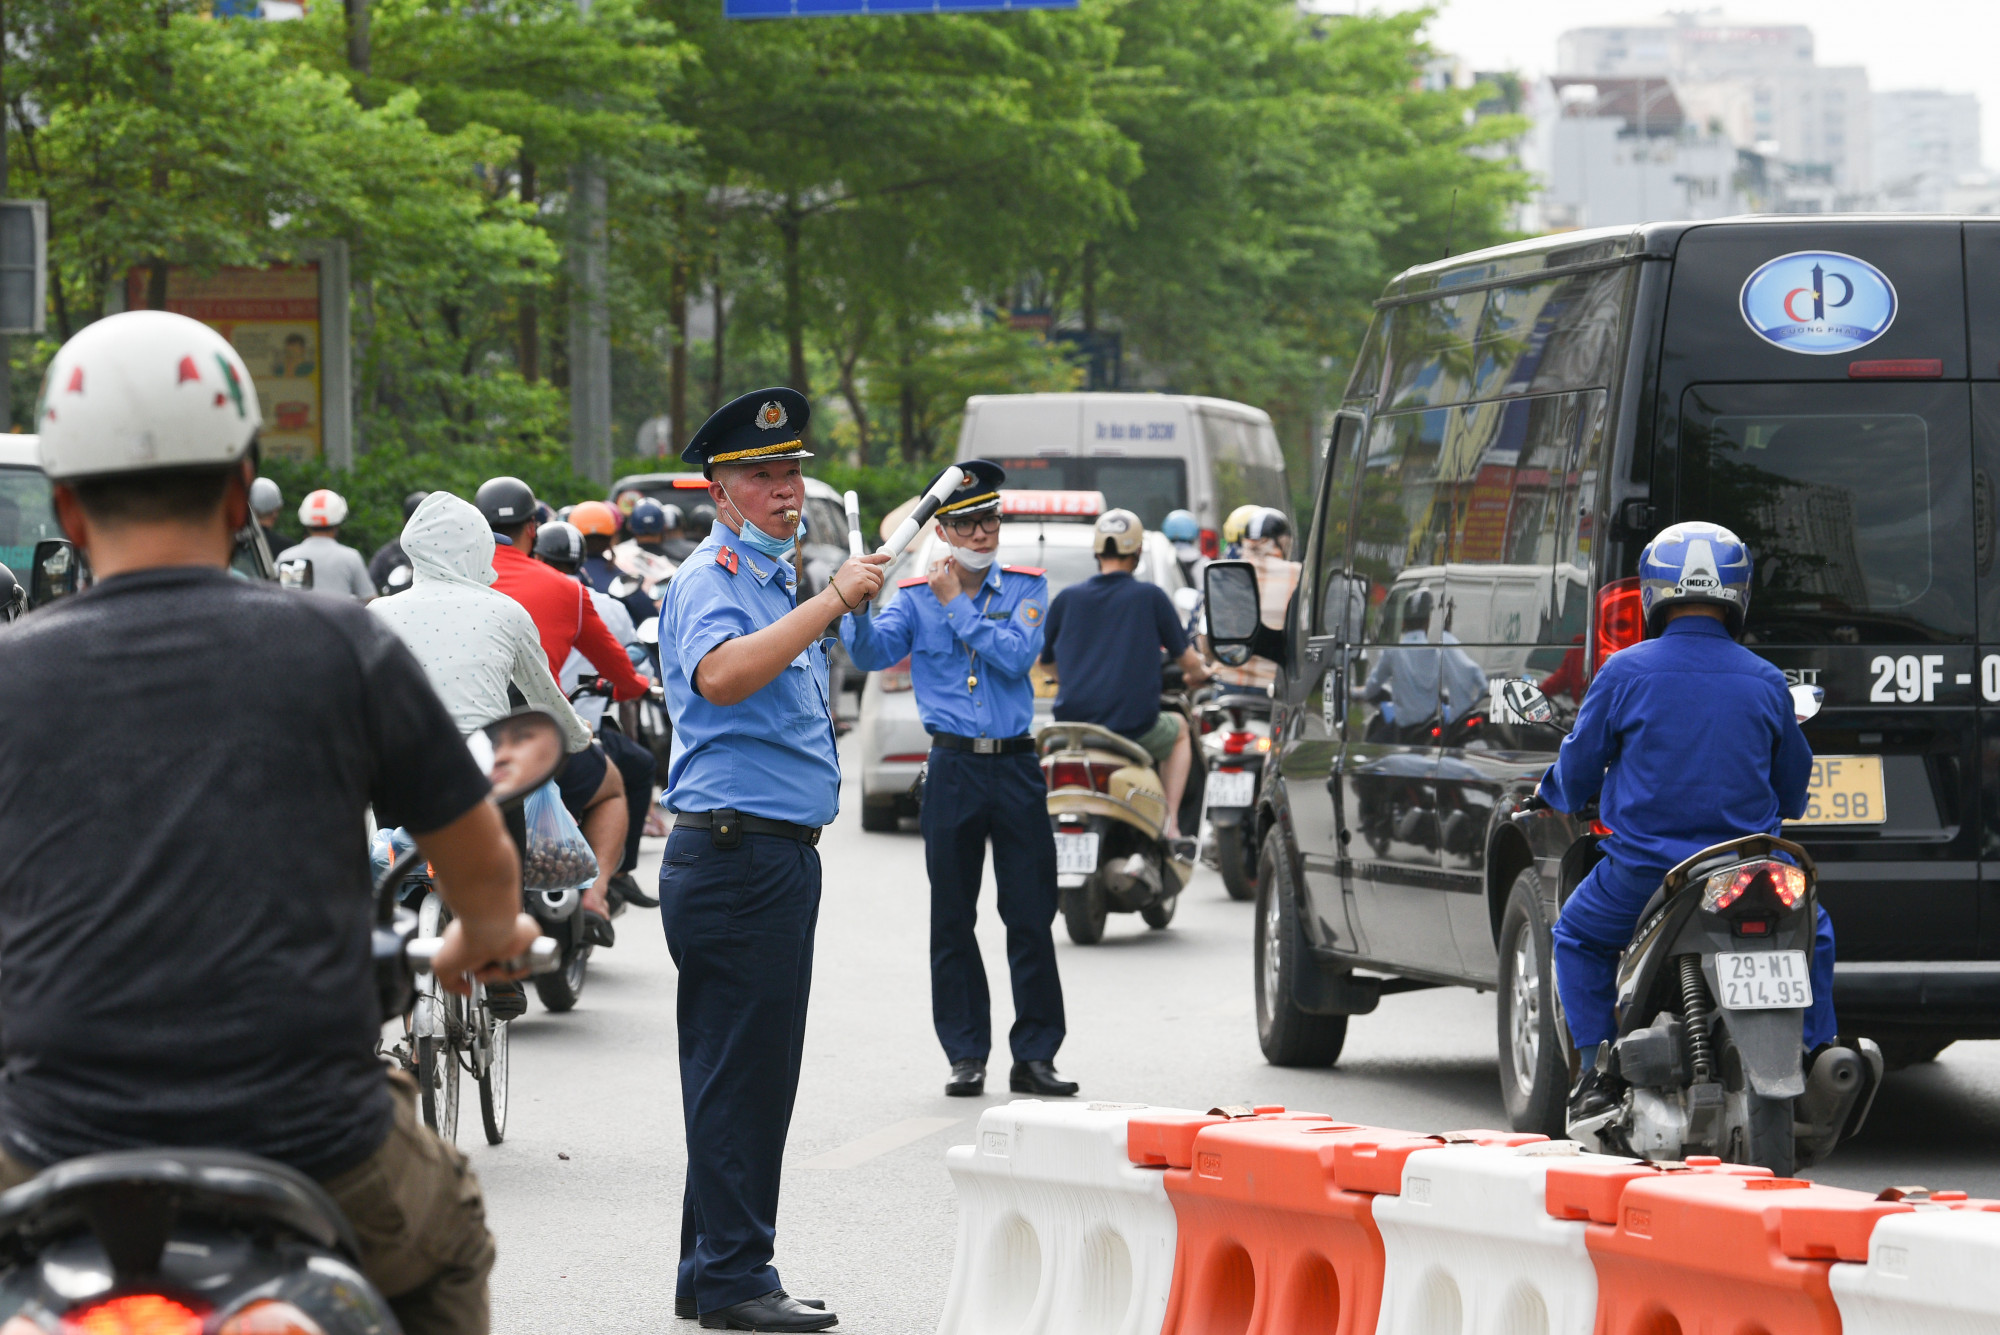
[679, 1294, 823, 1321]
[581, 909, 616, 948]
[610, 870, 659, 910]
[1009, 1059, 1079, 1097]
[945, 1059, 985, 1097]
[698, 1289, 836, 1331]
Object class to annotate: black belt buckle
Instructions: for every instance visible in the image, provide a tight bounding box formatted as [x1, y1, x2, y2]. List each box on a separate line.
[711, 808, 743, 849]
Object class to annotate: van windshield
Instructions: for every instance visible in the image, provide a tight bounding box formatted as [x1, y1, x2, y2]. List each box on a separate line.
[1680, 384, 1974, 644]
[0, 466, 63, 576]
[989, 457, 1187, 528]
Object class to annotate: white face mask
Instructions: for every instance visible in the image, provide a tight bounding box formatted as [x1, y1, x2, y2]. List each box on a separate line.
[951, 544, 997, 571]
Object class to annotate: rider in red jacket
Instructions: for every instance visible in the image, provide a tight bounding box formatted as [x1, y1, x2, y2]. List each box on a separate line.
[477, 478, 651, 943]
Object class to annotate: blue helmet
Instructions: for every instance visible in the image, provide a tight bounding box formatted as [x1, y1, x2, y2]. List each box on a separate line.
[1639, 521, 1752, 635]
[1162, 508, 1199, 543]
[627, 497, 668, 536]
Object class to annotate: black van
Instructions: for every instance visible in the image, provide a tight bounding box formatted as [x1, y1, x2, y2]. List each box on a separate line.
[1207, 217, 2000, 1135]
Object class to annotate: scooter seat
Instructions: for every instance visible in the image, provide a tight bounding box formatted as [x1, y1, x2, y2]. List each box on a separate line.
[1034, 721, 1155, 770]
[0, 1148, 363, 1266]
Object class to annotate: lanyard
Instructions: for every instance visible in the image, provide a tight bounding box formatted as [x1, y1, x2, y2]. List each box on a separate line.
[963, 580, 997, 691]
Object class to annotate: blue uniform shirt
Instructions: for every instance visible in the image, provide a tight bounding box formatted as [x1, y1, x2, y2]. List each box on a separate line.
[1540, 615, 1813, 878]
[658, 527, 840, 826]
[843, 563, 1048, 739]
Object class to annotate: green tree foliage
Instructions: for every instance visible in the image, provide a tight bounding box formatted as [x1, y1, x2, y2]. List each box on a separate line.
[8, 0, 1526, 523]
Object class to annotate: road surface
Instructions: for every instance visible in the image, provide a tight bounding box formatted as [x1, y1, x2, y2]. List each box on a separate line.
[472, 743, 2000, 1333]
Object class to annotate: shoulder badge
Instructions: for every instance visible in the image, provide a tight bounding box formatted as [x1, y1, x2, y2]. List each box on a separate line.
[897, 575, 928, 588]
[1018, 601, 1044, 626]
[716, 547, 738, 576]
[1003, 565, 1046, 577]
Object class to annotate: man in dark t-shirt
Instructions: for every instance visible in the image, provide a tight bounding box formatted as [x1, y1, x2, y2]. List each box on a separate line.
[1040, 509, 1210, 850]
[0, 311, 539, 1335]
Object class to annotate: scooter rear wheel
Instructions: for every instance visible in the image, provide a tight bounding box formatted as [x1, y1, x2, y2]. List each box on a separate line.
[1062, 877, 1108, 945]
[1216, 822, 1257, 902]
[1721, 1029, 1795, 1177]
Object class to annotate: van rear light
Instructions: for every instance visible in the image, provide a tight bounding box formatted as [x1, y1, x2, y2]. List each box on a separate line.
[1848, 358, 1942, 379]
[1199, 527, 1219, 559]
[1594, 576, 1645, 667]
[60, 1294, 205, 1334]
[880, 657, 913, 693]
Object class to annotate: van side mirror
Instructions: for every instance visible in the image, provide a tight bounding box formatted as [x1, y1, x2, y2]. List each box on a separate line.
[1496, 678, 1559, 727]
[482, 708, 568, 808]
[1204, 560, 1286, 666]
[277, 557, 314, 590]
[29, 540, 82, 608]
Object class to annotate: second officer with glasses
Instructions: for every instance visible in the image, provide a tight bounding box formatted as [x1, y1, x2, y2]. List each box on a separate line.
[843, 460, 1077, 1099]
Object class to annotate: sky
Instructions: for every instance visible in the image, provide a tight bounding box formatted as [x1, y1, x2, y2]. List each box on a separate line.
[1367, 1, 2000, 170]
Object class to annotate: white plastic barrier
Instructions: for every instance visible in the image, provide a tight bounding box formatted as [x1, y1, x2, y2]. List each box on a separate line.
[1830, 1207, 2000, 1335]
[936, 1099, 1191, 1335]
[1371, 1141, 1629, 1335]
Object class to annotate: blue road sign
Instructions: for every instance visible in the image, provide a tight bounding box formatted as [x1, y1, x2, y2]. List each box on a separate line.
[726, 0, 1075, 16]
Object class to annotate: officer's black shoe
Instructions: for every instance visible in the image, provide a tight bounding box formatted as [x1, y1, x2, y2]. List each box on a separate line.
[945, 1060, 986, 1097]
[1009, 1060, 1079, 1097]
[1566, 1064, 1626, 1126]
[678, 1294, 824, 1321]
[697, 1289, 836, 1331]
[485, 980, 527, 1022]
[581, 909, 616, 948]
[610, 871, 659, 910]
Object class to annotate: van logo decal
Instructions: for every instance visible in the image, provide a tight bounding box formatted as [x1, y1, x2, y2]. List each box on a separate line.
[1740, 250, 1897, 355]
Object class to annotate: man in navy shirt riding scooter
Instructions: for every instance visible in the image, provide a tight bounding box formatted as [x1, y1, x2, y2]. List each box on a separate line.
[1537, 522, 1837, 1130]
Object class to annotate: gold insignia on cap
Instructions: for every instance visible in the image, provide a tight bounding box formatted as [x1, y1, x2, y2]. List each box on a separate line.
[756, 401, 789, 430]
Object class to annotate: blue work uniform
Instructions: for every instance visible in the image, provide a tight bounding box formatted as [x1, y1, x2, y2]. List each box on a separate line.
[843, 564, 1066, 1064]
[1540, 615, 1834, 1050]
[656, 524, 836, 1312]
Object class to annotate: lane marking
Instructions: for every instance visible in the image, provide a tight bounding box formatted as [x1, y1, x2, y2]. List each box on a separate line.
[797, 1116, 961, 1171]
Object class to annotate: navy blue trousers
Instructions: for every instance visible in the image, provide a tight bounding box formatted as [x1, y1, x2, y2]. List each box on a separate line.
[660, 829, 820, 1311]
[1553, 857, 1837, 1050]
[920, 748, 1066, 1064]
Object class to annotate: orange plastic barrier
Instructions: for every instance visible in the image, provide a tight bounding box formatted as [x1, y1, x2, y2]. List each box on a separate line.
[1543, 1156, 1921, 1335]
[1126, 1109, 1541, 1335]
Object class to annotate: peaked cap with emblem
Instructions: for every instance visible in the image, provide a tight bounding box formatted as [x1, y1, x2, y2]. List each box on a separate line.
[683, 386, 813, 475]
[935, 458, 1006, 520]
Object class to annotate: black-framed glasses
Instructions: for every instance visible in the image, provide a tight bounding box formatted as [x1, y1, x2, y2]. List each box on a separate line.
[945, 515, 1002, 536]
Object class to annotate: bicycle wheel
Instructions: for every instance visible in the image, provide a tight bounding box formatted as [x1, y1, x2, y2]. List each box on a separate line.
[418, 1024, 460, 1143]
[479, 1008, 510, 1145]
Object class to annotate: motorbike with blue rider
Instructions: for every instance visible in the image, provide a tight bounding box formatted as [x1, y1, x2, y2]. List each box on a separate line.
[1504, 522, 1882, 1176]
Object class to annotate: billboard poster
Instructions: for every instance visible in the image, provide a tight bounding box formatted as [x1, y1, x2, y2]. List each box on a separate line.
[128, 263, 324, 461]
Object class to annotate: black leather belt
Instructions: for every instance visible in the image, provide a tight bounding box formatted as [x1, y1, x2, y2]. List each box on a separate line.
[931, 733, 1036, 756]
[675, 809, 822, 847]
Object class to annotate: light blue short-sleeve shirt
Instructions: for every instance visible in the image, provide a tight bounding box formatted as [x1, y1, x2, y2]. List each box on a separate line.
[658, 528, 840, 827]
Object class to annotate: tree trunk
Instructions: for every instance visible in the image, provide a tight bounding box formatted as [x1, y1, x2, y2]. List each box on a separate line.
[668, 198, 688, 455]
[344, 0, 371, 75]
[709, 252, 725, 416]
[1081, 242, 1097, 334]
[145, 255, 169, 310]
[836, 351, 869, 466]
[898, 342, 918, 463]
[518, 158, 539, 382]
[779, 201, 807, 400]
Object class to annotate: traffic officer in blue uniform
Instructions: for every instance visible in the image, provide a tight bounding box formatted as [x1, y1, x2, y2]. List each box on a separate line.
[656, 386, 888, 1332]
[843, 460, 1078, 1101]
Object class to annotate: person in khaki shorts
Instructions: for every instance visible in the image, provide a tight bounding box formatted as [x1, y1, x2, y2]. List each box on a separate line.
[0, 310, 541, 1334]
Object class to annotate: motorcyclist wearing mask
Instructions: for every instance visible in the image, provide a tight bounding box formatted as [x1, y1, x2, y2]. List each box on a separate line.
[613, 497, 676, 604]
[1162, 508, 1204, 585]
[1211, 508, 1299, 696]
[1537, 522, 1832, 1126]
[0, 311, 538, 1333]
[841, 461, 1077, 1101]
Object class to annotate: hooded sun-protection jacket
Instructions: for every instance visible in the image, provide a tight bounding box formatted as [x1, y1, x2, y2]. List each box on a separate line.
[369, 493, 592, 753]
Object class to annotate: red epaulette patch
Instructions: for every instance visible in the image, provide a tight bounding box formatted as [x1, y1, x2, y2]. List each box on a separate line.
[716, 547, 738, 575]
[1002, 565, 1046, 577]
[897, 575, 929, 588]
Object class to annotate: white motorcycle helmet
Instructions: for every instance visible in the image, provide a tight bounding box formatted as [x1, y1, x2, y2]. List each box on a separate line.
[298, 488, 349, 530]
[37, 310, 262, 480]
